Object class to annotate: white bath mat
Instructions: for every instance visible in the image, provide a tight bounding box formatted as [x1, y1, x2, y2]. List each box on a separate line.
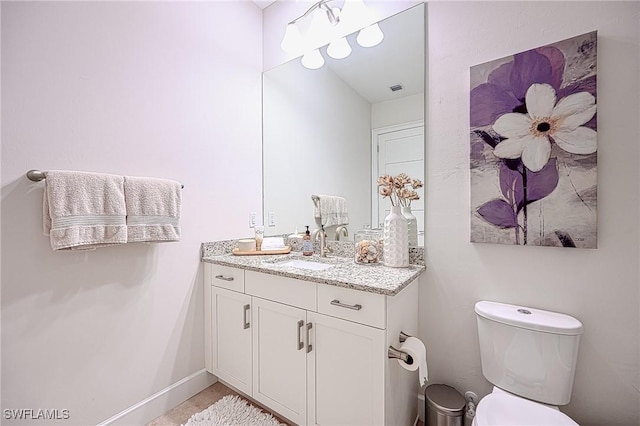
[182, 395, 284, 426]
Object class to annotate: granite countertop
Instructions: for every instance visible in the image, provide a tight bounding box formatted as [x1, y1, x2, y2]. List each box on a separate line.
[202, 247, 425, 296]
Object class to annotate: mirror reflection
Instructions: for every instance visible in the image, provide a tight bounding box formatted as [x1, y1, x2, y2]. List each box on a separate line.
[263, 4, 425, 245]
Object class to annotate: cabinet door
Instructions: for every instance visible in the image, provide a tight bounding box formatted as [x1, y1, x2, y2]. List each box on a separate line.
[307, 312, 385, 426]
[252, 297, 307, 425]
[211, 286, 252, 395]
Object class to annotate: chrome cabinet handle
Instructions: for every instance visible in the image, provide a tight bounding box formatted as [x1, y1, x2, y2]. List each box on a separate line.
[243, 304, 250, 329]
[297, 320, 304, 350]
[306, 322, 313, 353]
[215, 275, 234, 282]
[330, 299, 362, 311]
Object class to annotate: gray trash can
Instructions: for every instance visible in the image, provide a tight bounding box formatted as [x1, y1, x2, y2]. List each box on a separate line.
[425, 384, 466, 426]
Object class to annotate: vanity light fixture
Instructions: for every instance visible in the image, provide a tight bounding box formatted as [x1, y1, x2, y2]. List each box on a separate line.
[280, 0, 384, 69]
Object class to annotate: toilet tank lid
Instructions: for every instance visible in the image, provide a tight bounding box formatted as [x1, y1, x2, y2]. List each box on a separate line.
[475, 301, 583, 335]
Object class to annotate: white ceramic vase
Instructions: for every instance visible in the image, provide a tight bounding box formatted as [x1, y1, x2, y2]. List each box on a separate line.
[401, 206, 418, 247]
[383, 206, 409, 268]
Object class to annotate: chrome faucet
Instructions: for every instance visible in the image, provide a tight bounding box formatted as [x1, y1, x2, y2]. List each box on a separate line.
[335, 225, 348, 241]
[313, 226, 333, 257]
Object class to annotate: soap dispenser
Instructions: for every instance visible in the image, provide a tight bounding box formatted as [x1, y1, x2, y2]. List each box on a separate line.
[302, 226, 314, 256]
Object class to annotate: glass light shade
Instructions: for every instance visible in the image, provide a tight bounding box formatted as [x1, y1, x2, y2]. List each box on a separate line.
[301, 49, 325, 69]
[357, 23, 384, 47]
[327, 37, 352, 59]
[281, 23, 303, 54]
[340, 0, 370, 31]
[307, 8, 335, 48]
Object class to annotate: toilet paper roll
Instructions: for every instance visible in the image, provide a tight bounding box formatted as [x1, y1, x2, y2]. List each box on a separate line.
[397, 337, 429, 386]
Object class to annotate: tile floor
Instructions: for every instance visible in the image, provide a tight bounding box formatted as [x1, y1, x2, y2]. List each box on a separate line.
[146, 382, 289, 426]
[147, 382, 423, 426]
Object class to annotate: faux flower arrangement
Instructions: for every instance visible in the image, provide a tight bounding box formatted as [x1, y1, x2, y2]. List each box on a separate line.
[377, 173, 422, 207]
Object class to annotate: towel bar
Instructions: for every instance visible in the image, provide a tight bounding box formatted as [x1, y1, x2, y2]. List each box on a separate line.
[26, 170, 184, 189]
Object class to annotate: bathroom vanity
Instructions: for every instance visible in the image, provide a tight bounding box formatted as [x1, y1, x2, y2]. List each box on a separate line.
[202, 244, 424, 426]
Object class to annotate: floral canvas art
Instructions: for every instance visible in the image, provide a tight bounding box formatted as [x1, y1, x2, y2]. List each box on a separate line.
[470, 32, 597, 248]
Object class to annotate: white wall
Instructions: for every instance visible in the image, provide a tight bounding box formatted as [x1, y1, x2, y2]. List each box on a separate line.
[1, 2, 262, 425]
[372, 93, 424, 129]
[422, 2, 639, 426]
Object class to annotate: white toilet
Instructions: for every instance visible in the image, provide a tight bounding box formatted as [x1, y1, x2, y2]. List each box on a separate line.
[473, 301, 583, 426]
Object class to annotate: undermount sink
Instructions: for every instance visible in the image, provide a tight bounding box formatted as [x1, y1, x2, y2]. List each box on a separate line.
[265, 255, 345, 271]
[277, 259, 334, 271]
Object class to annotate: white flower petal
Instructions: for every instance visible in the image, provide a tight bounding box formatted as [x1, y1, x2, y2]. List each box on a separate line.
[493, 113, 532, 138]
[553, 126, 597, 155]
[493, 137, 526, 159]
[521, 136, 551, 172]
[526, 83, 556, 120]
[552, 91, 596, 120]
[557, 105, 596, 131]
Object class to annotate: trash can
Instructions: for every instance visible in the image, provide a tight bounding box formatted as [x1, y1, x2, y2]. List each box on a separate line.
[425, 384, 466, 426]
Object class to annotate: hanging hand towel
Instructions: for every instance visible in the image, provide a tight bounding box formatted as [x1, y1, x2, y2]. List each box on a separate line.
[124, 176, 181, 243]
[311, 195, 349, 227]
[43, 170, 127, 251]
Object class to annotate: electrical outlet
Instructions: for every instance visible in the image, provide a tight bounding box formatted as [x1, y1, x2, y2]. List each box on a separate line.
[249, 212, 257, 228]
[268, 211, 276, 227]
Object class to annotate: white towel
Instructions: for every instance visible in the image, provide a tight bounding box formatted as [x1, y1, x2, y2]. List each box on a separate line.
[124, 176, 181, 243]
[43, 170, 127, 251]
[261, 237, 286, 251]
[312, 195, 349, 227]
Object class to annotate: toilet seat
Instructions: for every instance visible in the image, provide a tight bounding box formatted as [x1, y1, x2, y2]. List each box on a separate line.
[474, 392, 578, 426]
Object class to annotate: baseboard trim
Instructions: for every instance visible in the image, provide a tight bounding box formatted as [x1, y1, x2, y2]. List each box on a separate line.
[97, 368, 217, 426]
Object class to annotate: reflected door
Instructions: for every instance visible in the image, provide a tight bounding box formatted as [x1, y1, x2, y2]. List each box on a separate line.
[373, 123, 424, 246]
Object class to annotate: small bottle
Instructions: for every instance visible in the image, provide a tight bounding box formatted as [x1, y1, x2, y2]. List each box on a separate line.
[302, 226, 314, 256]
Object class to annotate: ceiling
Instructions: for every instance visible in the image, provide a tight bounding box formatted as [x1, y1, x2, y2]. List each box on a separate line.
[252, 0, 276, 9]
[323, 4, 424, 104]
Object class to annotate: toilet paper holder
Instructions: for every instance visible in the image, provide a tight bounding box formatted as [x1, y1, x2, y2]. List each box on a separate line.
[388, 331, 413, 364]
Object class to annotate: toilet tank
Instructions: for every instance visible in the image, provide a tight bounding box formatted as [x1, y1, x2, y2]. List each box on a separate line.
[475, 301, 583, 405]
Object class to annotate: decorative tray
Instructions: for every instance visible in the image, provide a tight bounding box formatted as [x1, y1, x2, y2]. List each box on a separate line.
[232, 246, 292, 256]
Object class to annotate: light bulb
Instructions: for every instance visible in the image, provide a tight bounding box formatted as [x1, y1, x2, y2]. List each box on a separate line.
[357, 23, 384, 48]
[301, 49, 325, 69]
[327, 37, 352, 59]
[281, 22, 303, 54]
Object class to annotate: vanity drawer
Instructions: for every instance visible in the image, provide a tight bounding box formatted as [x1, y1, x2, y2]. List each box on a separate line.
[245, 270, 316, 311]
[317, 285, 387, 329]
[207, 264, 245, 292]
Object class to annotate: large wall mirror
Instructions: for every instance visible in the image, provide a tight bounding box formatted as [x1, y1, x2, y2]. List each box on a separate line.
[263, 3, 425, 245]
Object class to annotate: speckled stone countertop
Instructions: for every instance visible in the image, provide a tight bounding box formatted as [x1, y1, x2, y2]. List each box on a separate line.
[201, 239, 425, 296]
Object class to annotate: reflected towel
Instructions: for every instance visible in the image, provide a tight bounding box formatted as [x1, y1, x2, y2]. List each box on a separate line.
[311, 195, 349, 227]
[124, 176, 181, 243]
[43, 170, 127, 251]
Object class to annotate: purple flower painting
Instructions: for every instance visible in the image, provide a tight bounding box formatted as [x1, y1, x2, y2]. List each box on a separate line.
[470, 32, 597, 248]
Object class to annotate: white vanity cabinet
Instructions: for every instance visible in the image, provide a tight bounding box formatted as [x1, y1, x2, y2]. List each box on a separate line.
[251, 297, 308, 424]
[307, 311, 385, 425]
[204, 262, 419, 426]
[205, 264, 252, 395]
[209, 286, 252, 395]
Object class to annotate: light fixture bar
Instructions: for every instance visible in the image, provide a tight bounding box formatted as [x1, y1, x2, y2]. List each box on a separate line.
[287, 0, 340, 26]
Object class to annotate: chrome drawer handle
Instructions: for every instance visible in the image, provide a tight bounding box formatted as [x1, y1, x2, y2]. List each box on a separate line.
[243, 304, 250, 329]
[297, 320, 304, 350]
[330, 299, 362, 311]
[215, 275, 234, 282]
